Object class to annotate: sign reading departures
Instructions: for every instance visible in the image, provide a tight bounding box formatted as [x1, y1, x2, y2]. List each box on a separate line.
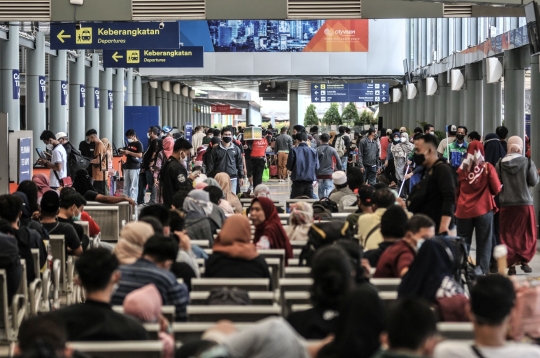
[311, 83, 390, 103]
[102, 47, 204, 68]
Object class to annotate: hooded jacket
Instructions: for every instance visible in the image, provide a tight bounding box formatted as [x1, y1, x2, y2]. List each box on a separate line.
[496, 155, 539, 207]
[207, 143, 244, 179]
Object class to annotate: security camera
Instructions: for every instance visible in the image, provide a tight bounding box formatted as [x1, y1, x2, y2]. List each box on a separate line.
[159, 22, 165, 29]
[75, 22, 82, 30]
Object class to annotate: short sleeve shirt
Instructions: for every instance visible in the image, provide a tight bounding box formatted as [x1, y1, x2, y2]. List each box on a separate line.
[50, 144, 67, 187]
[42, 221, 81, 254]
[84, 190, 99, 202]
[124, 141, 143, 169]
[92, 141, 108, 181]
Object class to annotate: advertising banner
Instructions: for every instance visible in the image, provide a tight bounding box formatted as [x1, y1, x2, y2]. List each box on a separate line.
[18, 138, 31, 183]
[39, 76, 46, 103]
[61, 81, 68, 105]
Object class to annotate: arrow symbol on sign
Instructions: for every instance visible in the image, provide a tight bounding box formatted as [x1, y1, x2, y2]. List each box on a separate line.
[57, 30, 71, 43]
[314, 91, 319, 95]
[314, 97, 319, 101]
[314, 85, 319, 89]
[112, 52, 124, 62]
[382, 84, 387, 88]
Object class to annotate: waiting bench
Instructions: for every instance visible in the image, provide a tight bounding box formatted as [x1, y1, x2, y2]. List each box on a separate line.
[187, 305, 281, 322]
[113, 305, 175, 323]
[189, 291, 275, 305]
[83, 206, 120, 242]
[191, 278, 270, 292]
[68, 341, 163, 358]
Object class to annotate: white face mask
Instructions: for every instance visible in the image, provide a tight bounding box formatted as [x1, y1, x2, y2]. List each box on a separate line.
[46, 143, 54, 150]
[400, 137, 407, 143]
[147, 133, 151, 139]
[417, 239, 425, 250]
[85, 138, 91, 144]
[430, 131, 435, 135]
[127, 138, 134, 143]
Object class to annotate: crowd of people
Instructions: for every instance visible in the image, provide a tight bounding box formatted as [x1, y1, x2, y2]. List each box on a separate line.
[3, 121, 540, 357]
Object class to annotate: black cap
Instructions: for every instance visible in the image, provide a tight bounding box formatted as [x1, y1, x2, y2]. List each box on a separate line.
[358, 185, 376, 205]
[41, 191, 60, 213]
[210, 137, 221, 145]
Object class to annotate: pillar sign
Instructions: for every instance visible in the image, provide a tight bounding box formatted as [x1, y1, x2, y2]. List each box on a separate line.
[61, 81, 68, 105]
[94, 88, 100, 108]
[108, 91, 113, 110]
[39, 76, 46, 103]
[18, 138, 31, 183]
[185, 122, 193, 143]
[80, 85, 85, 107]
[12, 70, 20, 100]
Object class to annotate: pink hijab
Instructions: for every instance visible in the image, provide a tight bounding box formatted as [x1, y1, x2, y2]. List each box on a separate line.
[163, 137, 174, 159]
[32, 173, 52, 198]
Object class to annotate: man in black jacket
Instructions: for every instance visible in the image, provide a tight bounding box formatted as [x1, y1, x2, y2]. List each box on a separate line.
[79, 130, 96, 175]
[207, 127, 245, 194]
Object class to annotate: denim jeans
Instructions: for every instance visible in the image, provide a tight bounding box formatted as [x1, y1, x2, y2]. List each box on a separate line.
[123, 169, 139, 201]
[364, 165, 377, 185]
[457, 211, 494, 275]
[230, 177, 238, 195]
[318, 179, 334, 199]
[340, 156, 348, 172]
[137, 170, 156, 205]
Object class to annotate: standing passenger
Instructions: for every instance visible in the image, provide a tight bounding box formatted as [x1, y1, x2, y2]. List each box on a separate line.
[120, 129, 143, 202]
[275, 127, 293, 182]
[287, 132, 319, 199]
[38, 130, 68, 190]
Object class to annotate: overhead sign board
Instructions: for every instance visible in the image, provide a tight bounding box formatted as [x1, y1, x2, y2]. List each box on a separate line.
[222, 108, 242, 115]
[50, 22, 180, 50]
[102, 47, 203, 68]
[211, 105, 230, 112]
[310, 83, 389, 103]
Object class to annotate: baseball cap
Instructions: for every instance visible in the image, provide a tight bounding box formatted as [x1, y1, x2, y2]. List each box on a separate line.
[332, 171, 347, 186]
[448, 125, 457, 133]
[386, 129, 392, 135]
[55, 132, 68, 141]
[162, 126, 172, 133]
[40, 191, 60, 213]
[358, 185, 376, 204]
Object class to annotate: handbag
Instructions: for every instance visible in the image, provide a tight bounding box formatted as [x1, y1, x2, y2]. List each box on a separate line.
[269, 157, 278, 177]
[406, 161, 443, 213]
[53, 170, 73, 188]
[262, 163, 270, 182]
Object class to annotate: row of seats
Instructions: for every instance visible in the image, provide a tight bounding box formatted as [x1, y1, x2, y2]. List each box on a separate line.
[239, 198, 358, 213]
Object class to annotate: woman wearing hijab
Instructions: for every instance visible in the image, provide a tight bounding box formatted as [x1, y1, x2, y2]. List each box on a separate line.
[123, 284, 175, 358]
[183, 190, 222, 245]
[205, 215, 271, 283]
[496, 136, 539, 275]
[72, 169, 96, 197]
[483, 132, 506, 166]
[287, 246, 354, 340]
[398, 238, 468, 321]
[215, 173, 242, 214]
[316, 285, 386, 358]
[251, 197, 293, 261]
[17, 181, 40, 218]
[455, 141, 501, 274]
[32, 173, 53, 203]
[285, 202, 313, 241]
[390, 131, 414, 191]
[114, 221, 154, 265]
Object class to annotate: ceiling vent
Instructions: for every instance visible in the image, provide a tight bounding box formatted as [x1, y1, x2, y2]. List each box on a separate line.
[132, 0, 206, 20]
[0, 0, 50, 21]
[443, 3, 472, 18]
[287, 0, 361, 19]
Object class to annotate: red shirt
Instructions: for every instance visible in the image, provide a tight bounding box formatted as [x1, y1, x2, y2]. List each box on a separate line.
[374, 239, 416, 278]
[455, 162, 501, 219]
[81, 211, 100, 237]
[380, 137, 390, 160]
[250, 139, 268, 157]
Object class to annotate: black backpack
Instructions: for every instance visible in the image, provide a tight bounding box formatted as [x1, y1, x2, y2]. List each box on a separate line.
[67, 144, 91, 174]
[312, 198, 339, 220]
[206, 288, 251, 305]
[432, 236, 481, 290]
[299, 221, 355, 266]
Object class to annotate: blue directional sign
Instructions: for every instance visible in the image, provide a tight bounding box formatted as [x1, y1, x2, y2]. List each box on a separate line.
[311, 83, 390, 103]
[50, 22, 180, 50]
[102, 47, 204, 68]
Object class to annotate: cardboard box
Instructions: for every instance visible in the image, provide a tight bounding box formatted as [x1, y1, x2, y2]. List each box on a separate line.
[243, 127, 263, 140]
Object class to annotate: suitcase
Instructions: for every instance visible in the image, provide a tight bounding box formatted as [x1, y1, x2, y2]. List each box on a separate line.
[269, 165, 278, 177]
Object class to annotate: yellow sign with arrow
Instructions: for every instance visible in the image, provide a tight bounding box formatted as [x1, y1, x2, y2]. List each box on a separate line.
[57, 30, 71, 44]
[111, 52, 124, 62]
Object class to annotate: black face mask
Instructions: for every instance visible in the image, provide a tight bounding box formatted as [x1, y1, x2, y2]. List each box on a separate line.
[222, 136, 232, 143]
[413, 152, 426, 166]
[456, 134, 465, 141]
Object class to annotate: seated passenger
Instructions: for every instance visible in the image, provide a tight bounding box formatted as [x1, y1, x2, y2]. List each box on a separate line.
[74, 169, 135, 206]
[113, 221, 154, 265]
[111, 235, 189, 322]
[32, 173, 54, 204]
[345, 185, 375, 231]
[58, 189, 89, 251]
[398, 238, 468, 322]
[253, 184, 285, 213]
[285, 202, 313, 241]
[204, 185, 235, 215]
[215, 172, 242, 213]
[205, 215, 271, 284]
[364, 205, 408, 268]
[358, 188, 396, 250]
[16, 315, 71, 358]
[16, 180, 40, 222]
[251, 197, 293, 261]
[434, 275, 540, 357]
[183, 190, 222, 246]
[45, 248, 149, 341]
[287, 246, 354, 339]
[374, 213, 434, 278]
[328, 171, 354, 204]
[39, 191, 83, 257]
[0, 228, 22, 306]
[373, 298, 437, 358]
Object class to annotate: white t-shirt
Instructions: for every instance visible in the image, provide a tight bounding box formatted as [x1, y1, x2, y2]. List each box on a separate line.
[50, 144, 67, 187]
[437, 136, 456, 156]
[434, 340, 540, 358]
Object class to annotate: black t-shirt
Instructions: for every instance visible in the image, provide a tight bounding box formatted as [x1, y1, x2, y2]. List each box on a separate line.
[42, 221, 81, 254]
[160, 156, 193, 208]
[63, 142, 74, 176]
[78, 140, 95, 160]
[124, 141, 143, 170]
[46, 300, 149, 341]
[142, 138, 158, 170]
[205, 253, 272, 289]
[84, 190, 99, 202]
[58, 217, 89, 251]
[287, 305, 339, 340]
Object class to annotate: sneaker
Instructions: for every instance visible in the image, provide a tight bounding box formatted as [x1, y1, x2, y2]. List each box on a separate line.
[521, 263, 533, 273]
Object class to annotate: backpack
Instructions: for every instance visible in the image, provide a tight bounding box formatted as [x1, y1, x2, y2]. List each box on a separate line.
[313, 198, 339, 217]
[67, 144, 91, 174]
[206, 287, 251, 305]
[335, 135, 346, 157]
[299, 221, 354, 266]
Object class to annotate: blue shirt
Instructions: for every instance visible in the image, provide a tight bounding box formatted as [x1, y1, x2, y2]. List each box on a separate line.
[445, 141, 468, 170]
[111, 258, 189, 321]
[286, 143, 319, 182]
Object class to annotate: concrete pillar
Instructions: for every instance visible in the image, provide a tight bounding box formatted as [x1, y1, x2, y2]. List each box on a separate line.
[435, 73, 448, 132]
[142, 83, 149, 106]
[85, 53, 100, 133]
[69, 51, 85, 147]
[156, 84, 163, 124]
[172, 94, 178, 128]
[167, 90, 173, 127]
[426, 89, 435, 128]
[417, 80, 426, 126]
[49, 50, 68, 135]
[187, 97, 194, 125]
[27, 32, 46, 149]
[0, 22, 20, 130]
[464, 62, 483, 134]
[177, 94, 182, 127]
[99, 68, 113, 141]
[112, 68, 125, 149]
[149, 85, 156, 106]
[125, 68, 133, 106]
[162, 90, 169, 126]
[134, 76, 142, 106]
[530, 55, 540, 232]
[402, 90, 409, 130]
[483, 58, 503, 134]
[504, 47, 528, 140]
[289, 89, 299, 129]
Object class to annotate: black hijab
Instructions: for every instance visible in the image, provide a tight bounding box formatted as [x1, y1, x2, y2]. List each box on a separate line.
[483, 133, 506, 166]
[398, 238, 457, 302]
[317, 285, 386, 358]
[72, 169, 96, 196]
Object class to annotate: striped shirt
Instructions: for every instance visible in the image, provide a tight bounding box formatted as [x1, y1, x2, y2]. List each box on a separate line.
[111, 258, 189, 321]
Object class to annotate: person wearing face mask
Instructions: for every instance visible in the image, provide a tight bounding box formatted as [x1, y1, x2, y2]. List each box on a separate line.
[38, 130, 68, 190]
[119, 129, 143, 202]
[79, 131, 96, 175]
[86, 129, 109, 195]
[357, 127, 380, 185]
[58, 189, 90, 251]
[138, 126, 160, 206]
[207, 127, 245, 194]
[391, 131, 414, 192]
[408, 134, 457, 236]
[424, 123, 434, 135]
[375, 213, 435, 278]
[160, 139, 199, 209]
[445, 125, 468, 170]
[437, 124, 457, 158]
